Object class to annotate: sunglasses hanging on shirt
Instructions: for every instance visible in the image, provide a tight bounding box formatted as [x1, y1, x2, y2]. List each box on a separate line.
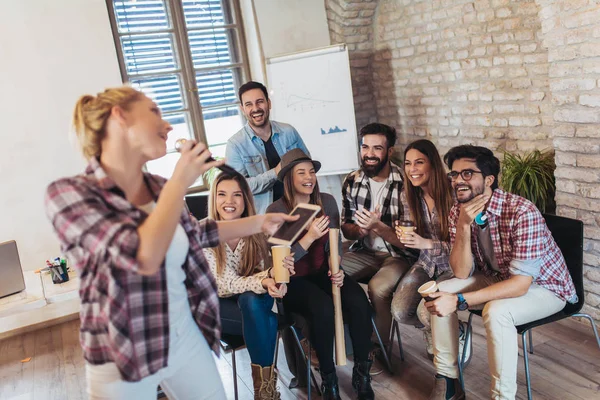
[475, 211, 488, 229]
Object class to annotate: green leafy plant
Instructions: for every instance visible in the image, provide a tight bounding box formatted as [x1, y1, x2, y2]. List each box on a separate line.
[500, 149, 556, 214]
[202, 156, 224, 188]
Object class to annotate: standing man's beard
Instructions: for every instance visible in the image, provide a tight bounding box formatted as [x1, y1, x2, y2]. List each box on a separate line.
[454, 182, 485, 203]
[362, 153, 388, 178]
[247, 109, 269, 128]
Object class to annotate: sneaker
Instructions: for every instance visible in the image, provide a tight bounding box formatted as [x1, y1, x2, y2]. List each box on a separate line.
[368, 347, 384, 376]
[423, 329, 434, 360]
[458, 321, 472, 368]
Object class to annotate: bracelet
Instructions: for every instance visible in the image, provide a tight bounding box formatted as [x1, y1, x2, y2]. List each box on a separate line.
[268, 267, 273, 278]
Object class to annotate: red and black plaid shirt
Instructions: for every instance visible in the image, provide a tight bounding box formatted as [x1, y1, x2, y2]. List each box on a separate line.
[449, 189, 576, 302]
[44, 158, 221, 382]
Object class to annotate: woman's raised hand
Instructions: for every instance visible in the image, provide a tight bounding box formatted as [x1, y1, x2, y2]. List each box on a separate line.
[307, 215, 330, 241]
[172, 141, 224, 188]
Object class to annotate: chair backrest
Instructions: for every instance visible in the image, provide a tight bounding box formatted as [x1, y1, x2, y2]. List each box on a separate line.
[542, 213, 584, 314]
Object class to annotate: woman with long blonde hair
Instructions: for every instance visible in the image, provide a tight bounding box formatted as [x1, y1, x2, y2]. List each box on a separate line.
[203, 172, 293, 399]
[44, 86, 294, 399]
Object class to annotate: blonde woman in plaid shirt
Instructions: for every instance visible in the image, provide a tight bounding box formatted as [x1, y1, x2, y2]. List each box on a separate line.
[424, 145, 577, 400]
[44, 87, 295, 400]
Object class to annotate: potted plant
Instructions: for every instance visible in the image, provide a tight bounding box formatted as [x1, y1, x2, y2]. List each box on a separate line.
[202, 156, 224, 189]
[500, 149, 556, 214]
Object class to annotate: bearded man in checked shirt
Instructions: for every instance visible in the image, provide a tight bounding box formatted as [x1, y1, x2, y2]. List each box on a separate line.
[423, 145, 576, 400]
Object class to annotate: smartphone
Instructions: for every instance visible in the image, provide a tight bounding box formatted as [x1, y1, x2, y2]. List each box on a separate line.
[267, 203, 321, 246]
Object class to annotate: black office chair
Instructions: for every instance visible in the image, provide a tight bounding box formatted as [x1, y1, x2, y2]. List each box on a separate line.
[220, 302, 320, 400]
[219, 333, 249, 400]
[220, 311, 299, 400]
[458, 214, 600, 400]
[390, 319, 406, 362]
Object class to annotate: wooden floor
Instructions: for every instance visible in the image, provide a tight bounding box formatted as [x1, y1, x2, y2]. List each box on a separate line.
[1, 315, 599, 399]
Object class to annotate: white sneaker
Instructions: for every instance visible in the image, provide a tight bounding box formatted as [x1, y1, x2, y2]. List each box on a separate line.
[458, 321, 472, 368]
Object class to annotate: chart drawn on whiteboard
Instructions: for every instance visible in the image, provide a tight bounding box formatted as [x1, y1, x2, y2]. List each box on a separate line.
[284, 93, 339, 112]
[267, 44, 359, 176]
[321, 126, 347, 135]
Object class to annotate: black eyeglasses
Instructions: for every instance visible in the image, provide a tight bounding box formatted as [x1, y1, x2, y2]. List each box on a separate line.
[447, 169, 484, 181]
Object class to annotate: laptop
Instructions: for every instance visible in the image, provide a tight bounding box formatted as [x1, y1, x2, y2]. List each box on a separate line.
[0, 240, 26, 298]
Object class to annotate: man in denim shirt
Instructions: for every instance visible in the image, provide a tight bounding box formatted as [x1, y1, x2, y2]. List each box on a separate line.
[226, 81, 310, 214]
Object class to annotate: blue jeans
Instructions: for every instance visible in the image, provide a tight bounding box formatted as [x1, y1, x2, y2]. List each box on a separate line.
[220, 292, 278, 367]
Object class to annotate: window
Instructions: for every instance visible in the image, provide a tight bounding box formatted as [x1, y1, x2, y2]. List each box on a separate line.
[106, 0, 250, 188]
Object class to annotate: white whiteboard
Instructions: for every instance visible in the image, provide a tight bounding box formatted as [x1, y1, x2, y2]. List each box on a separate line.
[266, 44, 359, 176]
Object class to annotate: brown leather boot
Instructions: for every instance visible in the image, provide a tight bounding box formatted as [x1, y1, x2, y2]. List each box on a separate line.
[428, 374, 465, 400]
[251, 364, 281, 400]
[265, 365, 281, 400]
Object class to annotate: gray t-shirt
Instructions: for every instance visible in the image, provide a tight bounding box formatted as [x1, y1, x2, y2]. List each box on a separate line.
[476, 225, 543, 278]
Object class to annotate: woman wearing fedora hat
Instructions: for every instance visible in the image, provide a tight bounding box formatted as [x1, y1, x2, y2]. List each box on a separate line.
[266, 149, 375, 400]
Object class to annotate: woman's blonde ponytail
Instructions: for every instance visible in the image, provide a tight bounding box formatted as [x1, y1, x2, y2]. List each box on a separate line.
[71, 86, 143, 159]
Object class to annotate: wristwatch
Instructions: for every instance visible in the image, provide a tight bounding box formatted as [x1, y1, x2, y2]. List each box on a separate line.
[456, 293, 469, 311]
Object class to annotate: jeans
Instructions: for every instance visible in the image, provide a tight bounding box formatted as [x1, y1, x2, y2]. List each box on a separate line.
[282, 269, 373, 375]
[393, 267, 454, 327]
[390, 264, 430, 326]
[220, 292, 278, 367]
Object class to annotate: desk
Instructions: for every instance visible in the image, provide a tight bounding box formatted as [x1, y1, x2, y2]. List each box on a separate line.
[0, 271, 80, 341]
[40, 270, 79, 304]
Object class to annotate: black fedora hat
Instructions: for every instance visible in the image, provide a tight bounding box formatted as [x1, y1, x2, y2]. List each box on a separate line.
[277, 149, 322, 181]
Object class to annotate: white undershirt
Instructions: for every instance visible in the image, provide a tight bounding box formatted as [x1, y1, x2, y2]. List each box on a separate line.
[138, 202, 192, 340]
[86, 201, 196, 377]
[365, 178, 387, 252]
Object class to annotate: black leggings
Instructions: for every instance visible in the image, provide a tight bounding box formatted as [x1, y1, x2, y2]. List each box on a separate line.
[282, 269, 373, 374]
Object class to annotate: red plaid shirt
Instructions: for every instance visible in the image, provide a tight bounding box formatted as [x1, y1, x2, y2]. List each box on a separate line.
[449, 189, 576, 302]
[44, 158, 221, 382]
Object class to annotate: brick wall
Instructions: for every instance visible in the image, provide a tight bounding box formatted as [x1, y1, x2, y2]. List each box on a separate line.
[536, 0, 600, 322]
[325, 0, 379, 129]
[326, 0, 600, 323]
[371, 0, 553, 155]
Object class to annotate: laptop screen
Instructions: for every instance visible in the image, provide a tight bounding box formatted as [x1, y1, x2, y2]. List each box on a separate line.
[0, 240, 26, 298]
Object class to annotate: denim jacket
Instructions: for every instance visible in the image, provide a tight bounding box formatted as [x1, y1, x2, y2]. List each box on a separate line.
[225, 121, 310, 214]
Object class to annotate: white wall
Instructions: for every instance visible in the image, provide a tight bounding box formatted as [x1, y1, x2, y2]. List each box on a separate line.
[248, 0, 345, 209]
[0, 0, 121, 271]
[253, 0, 330, 59]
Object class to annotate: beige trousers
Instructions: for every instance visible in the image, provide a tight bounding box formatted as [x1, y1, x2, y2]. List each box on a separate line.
[430, 273, 565, 400]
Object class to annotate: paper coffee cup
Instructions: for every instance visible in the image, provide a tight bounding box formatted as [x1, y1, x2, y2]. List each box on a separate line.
[271, 245, 291, 283]
[418, 281, 439, 302]
[396, 219, 416, 235]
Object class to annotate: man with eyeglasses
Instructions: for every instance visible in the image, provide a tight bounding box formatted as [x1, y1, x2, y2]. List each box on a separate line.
[423, 145, 577, 400]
